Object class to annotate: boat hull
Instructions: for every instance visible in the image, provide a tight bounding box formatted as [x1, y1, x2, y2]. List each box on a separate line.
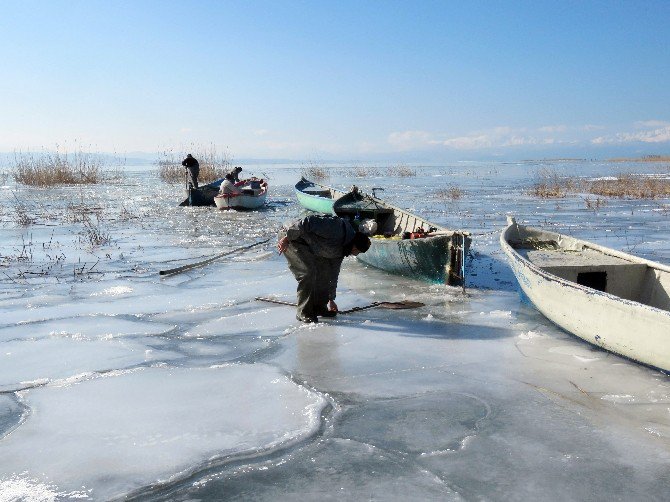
[501, 217, 670, 371]
[294, 178, 343, 214]
[179, 179, 223, 207]
[214, 179, 268, 210]
[331, 187, 470, 286]
[214, 192, 267, 210]
[361, 234, 468, 284]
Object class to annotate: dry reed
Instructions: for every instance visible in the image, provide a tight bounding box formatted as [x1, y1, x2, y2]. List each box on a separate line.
[13, 148, 105, 186]
[300, 162, 329, 181]
[156, 144, 232, 184]
[530, 168, 670, 200]
[387, 164, 416, 177]
[587, 174, 670, 199]
[434, 186, 464, 200]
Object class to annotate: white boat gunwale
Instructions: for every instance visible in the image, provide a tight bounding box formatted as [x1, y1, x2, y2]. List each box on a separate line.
[501, 216, 670, 372]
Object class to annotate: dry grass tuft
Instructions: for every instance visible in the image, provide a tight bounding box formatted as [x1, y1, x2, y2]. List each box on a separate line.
[529, 168, 670, 200]
[387, 164, 416, 177]
[434, 186, 464, 200]
[157, 143, 232, 184]
[587, 174, 670, 199]
[608, 155, 670, 163]
[529, 168, 573, 198]
[13, 148, 105, 186]
[79, 214, 112, 248]
[582, 196, 607, 211]
[301, 162, 329, 181]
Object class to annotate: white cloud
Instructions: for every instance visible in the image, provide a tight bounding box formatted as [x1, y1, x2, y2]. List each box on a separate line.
[634, 120, 670, 129]
[387, 130, 434, 150]
[591, 125, 670, 145]
[441, 134, 492, 149]
[388, 126, 559, 151]
[539, 125, 567, 133]
[579, 124, 606, 131]
[386, 121, 670, 153]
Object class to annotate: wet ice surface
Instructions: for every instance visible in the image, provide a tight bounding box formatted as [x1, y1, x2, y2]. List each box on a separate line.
[0, 161, 669, 500]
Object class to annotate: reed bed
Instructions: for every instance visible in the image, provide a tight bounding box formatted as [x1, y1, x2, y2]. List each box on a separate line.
[434, 186, 464, 201]
[582, 196, 607, 211]
[337, 166, 382, 178]
[387, 164, 416, 177]
[157, 144, 232, 184]
[608, 155, 670, 163]
[13, 149, 106, 186]
[587, 175, 670, 199]
[529, 168, 579, 198]
[530, 168, 670, 200]
[300, 162, 330, 181]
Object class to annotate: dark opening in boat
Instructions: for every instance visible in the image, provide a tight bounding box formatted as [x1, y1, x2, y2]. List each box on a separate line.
[577, 271, 607, 292]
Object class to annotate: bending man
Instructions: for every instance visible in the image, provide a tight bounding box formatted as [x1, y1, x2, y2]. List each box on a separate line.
[278, 215, 371, 323]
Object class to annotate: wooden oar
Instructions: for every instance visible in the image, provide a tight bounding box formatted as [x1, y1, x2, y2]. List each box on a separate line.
[255, 296, 423, 314]
[160, 239, 270, 276]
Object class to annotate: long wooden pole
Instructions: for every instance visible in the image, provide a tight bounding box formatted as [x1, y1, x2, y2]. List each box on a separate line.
[160, 238, 270, 276]
[255, 297, 422, 313]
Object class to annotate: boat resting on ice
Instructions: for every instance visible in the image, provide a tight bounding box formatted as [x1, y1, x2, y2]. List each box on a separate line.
[294, 177, 345, 214]
[332, 187, 470, 286]
[214, 178, 268, 210]
[501, 216, 670, 372]
[179, 179, 223, 207]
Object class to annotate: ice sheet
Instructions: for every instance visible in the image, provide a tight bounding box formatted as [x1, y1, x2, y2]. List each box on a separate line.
[0, 365, 327, 500]
[0, 162, 669, 500]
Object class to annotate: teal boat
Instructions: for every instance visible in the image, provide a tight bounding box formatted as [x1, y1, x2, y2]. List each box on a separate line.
[333, 188, 470, 286]
[294, 177, 345, 214]
[295, 178, 470, 285]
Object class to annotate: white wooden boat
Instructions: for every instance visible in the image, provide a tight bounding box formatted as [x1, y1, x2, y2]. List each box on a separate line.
[214, 178, 268, 210]
[501, 216, 670, 372]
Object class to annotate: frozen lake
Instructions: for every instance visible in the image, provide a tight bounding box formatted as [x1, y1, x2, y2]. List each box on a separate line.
[0, 160, 669, 500]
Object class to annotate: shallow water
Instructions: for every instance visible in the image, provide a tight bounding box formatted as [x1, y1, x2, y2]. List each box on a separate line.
[0, 161, 669, 500]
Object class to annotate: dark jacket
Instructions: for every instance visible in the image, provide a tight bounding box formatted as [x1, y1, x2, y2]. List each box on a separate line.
[281, 215, 356, 300]
[282, 215, 355, 259]
[182, 156, 199, 169]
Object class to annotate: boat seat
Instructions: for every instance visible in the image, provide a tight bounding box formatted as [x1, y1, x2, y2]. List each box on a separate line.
[520, 247, 649, 301]
[304, 190, 331, 197]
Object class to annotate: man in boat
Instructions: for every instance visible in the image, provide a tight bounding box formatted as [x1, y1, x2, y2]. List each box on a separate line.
[182, 154, 200, 189]
[219, 173, 242, 194]
[277, 215, 371, 323]
[229, 166, 243, 182]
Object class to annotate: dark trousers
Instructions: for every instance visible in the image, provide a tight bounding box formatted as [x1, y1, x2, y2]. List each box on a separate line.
[187, 167, 199, 189]
[283, 241, 333, 318]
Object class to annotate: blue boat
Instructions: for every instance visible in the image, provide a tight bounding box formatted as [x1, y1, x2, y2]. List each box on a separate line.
[179, 179, 224, 206]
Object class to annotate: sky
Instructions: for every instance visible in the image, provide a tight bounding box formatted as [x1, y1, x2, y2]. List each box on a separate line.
[1, 0, 670, 161]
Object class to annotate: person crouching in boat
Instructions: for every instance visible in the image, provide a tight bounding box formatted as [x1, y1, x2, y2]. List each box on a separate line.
[277, 215, 371, 323]
[219, 173, 242, 195]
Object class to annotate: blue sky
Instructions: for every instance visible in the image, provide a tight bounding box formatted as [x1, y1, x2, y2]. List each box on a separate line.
[1, 0, 669, 161]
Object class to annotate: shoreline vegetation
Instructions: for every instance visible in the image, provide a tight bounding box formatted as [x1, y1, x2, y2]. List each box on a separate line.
[4, 146, 670, 201]
[12, 148, 124, 186]
[531, 167, 670, 200]
[156, 144, 232, 184]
